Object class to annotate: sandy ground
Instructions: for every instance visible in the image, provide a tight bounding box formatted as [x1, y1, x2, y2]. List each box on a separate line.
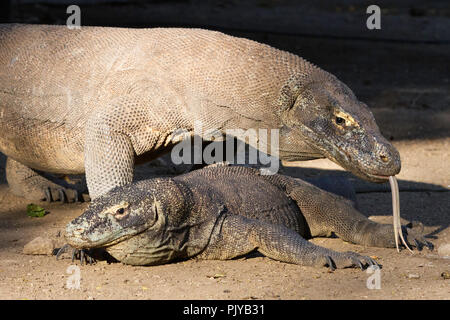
[0, 138, 448, 300]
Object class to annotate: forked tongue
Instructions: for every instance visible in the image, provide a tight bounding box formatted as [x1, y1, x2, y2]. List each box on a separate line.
[388, 176, 413, 253]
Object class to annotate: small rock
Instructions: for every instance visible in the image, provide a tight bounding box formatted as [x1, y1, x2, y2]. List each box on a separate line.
[437, 243, 450, 257]
[23, 237, 55, 255]
[407, 273, 420, 279]
[441, 271, 450, 280]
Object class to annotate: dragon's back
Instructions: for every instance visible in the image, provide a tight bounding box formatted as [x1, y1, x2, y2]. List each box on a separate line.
[0, 24, 308, 173]
[0, 24, 145, 125]
[175, 166, 305, 233]
[0, 24, 308, 127]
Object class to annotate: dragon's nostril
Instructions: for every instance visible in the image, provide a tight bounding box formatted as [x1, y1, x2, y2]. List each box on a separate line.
[380, 154, 389, 163]
[74, 227, 85, 234]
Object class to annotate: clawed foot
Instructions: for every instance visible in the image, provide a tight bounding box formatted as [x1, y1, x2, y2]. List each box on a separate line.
[6, 158, 89, 203]
[43, 187, 82, 203]
[317, 251, 380, 271]
[55, 244, 95, 265]
[402, 221, 434, 251]
[333, 251, 380, 271]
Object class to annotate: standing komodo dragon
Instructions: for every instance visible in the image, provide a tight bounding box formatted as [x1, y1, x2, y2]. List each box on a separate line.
[65, 166, 431, 269]
[0, 24, 400, 202]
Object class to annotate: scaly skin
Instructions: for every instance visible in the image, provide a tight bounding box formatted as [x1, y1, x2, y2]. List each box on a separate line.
[0, 24, 399, 201]
[65, 166, 431, 269]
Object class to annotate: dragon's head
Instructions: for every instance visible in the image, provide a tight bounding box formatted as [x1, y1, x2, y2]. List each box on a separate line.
[65, 181, 163, 249]
[278, 72, 400, 182]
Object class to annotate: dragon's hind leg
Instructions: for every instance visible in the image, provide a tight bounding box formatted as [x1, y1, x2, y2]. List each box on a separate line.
[6, 157, 83, 202]
[285, 179, 433, 250]
[198, 214, 378, 270]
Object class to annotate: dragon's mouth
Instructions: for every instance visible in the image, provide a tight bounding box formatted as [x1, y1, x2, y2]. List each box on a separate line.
[278, 150, 325, 162]
[364, 173, 391, 181]
[326, 145, 398, 183]
[317, 146, 395, 183]
[297, 134, 397, 182]
[345, 166, 394, 183]
[65, 224, 139, 249]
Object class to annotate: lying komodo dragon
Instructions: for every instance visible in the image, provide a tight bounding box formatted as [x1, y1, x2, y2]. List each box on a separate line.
[64, 166, 432, 269]
[0, 24, 400, 202]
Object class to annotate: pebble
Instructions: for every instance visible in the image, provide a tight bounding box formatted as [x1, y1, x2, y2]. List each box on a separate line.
[437, 243, 450, 257]
[407, 273, 420, 279]
[23, 237, 55, 255]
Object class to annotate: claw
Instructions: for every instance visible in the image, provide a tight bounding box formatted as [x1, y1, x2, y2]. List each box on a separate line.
[425, 241, 434, 251]
[55, 244, 70, 260]
[326, 256, 336, 271]
[413, 239, 423, 251]
[369, 257, 381, 269]
[349, 255, 364, 270]
[73, 190, 79, 203]
[59, 189, 67, 203]
[45, 187, 52, 202]
[56, 244, 96, 265]
[357, 260, 364, 271]
[369, 257, 378, 267]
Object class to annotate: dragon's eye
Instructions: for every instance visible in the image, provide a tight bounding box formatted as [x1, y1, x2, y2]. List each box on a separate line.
[335, 116, 345, 125]
[114, 207, 129, 220]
